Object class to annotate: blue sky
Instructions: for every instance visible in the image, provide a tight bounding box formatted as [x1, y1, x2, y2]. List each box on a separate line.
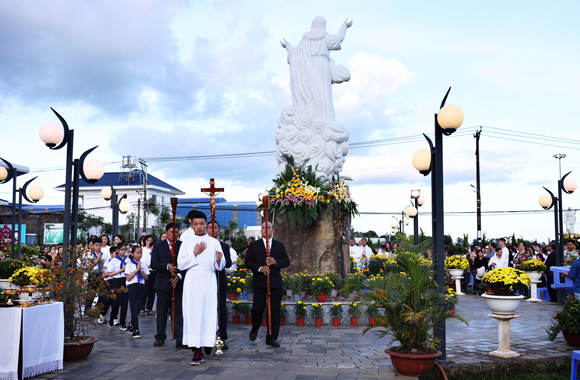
[1, 0, 579, 242]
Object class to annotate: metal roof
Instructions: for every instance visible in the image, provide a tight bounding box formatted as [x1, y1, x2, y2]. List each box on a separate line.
[55, 172, 184, 194]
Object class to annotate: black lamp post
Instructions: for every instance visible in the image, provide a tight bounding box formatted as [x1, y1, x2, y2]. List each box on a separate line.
[412, 88, 464, 360]
[39, 108, 104, 267]
[408, 190, 424, 246]
[539, 171, 576, 265]
[0, 157, 18, 258]
[16, 177, 44, 259]
[101, 182, 130, 236]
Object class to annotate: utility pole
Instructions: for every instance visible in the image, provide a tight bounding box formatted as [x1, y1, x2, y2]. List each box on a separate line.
[136, 198, 141, 239]
[140, 159, 148, 233]
[474, 128, 482, 246]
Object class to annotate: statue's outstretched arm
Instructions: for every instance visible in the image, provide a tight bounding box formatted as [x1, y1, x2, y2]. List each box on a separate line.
[337, 18, 353, 42]
[280, 38, 293, 51]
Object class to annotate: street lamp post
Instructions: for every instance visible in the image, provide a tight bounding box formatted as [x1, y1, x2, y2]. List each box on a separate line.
[101, 183, 131, 236]
[39, 108, 104, 267]
[0, 158, 18, 258]
[15, 178, 44, 259]
[539, 171, 577, 265]
[411, 88, 464, 360]
[408, 190, 425, 245]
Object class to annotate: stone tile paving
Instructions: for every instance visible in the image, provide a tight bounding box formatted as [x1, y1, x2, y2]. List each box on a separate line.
[36, 295, 575, 380]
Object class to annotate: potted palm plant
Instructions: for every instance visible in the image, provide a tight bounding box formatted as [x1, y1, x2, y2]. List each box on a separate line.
[312, 303, 323, 326]
[481, 267, 530, 314]
[344, 250, 467, 377]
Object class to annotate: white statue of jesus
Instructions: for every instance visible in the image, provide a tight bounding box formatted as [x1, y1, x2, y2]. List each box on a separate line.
[275, 17, 353, 181]
[566, 207, 576, 234]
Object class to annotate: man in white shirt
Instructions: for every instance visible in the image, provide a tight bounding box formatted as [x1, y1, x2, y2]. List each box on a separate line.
[349, 238, 362, 262]
[359, 238, 373, 258]
[498, 238, 510, 267]
[225, 240, 238, 274]
[488, 249, 506, 270]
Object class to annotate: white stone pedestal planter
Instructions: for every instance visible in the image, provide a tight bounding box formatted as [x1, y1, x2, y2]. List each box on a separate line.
[482, 294, 524, 314]
[525, 271, 543, 282]
[527, 280, 542, 302]
[488, 313, 520, 358]
[452, 276, 465, 295]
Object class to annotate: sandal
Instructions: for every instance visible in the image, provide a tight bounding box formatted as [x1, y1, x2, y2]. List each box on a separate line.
[147, 311, 156, 316]
[139, 311, 145, 316]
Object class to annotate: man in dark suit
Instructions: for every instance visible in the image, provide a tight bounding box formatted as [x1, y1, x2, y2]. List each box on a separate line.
[245, 222, 290, 347]
[544, 241, 558, 302]
[207, 220, 232, 350]
[151, 222, 185, 348]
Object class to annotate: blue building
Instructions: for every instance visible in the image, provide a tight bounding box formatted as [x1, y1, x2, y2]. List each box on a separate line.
[175, 198, 260, 228]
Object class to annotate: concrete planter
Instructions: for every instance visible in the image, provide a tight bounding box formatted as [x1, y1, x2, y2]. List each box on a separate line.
[482, 294, 524, 314]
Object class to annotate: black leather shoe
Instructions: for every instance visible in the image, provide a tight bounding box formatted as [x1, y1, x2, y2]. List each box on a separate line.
[266, 340, 280, 347]
[154, 339, 165, 347]
[222, 341, 229, 350]
[204, 347, 213, 357]
[176, 342, 188, 349]
[249, 331, 257, 341]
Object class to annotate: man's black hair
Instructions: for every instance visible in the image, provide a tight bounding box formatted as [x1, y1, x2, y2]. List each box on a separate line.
[187, 210, 207, 221]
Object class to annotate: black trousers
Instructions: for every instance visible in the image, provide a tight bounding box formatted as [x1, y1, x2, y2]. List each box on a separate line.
[110, 278, 128, 327]
[218, 285, 228, 340]
[97, 279, 113, 316]
[155, 289, 183, 343]
[251, 287, 283, 341]
[547, 272, 557, 302]
[144, 271, 157, 311]
[128, 283, 146, 330]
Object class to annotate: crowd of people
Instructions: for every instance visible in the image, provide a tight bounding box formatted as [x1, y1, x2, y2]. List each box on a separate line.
[38, 211, 290, 366]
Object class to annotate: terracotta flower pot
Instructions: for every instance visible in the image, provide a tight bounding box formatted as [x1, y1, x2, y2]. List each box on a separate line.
[563, 330, 580, 347]
[262, 317, 267, 326]
[246, 316, 252, 325]
[315, 317, 323, 327]
[64, 336, 99, 361]
[332, 318, 340, 327]
[351, 317, 359, 326]
[448, 307, 456, 316]
[232, 315, 241, 324]
[280, 316, 285, 326]
[384, 347, 442, 377]
[316, 293, 329, 303]
[228, 293, 238, 301]
[296, 317, 305, 326]
[369, 317, 376, 326]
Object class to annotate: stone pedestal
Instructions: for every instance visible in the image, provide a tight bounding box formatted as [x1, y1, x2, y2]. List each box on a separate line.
[452, 276, 465, 295]
[488, 313, 520, 358]
[527, 280, 541, 302]
[272, 207, 351, 277]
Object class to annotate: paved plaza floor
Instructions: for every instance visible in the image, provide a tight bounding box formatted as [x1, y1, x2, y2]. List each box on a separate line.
[37, 295, 575, 380]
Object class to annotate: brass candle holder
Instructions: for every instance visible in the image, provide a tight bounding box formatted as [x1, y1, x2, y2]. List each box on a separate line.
[3, 288, 17, 306]
[25, 285, 37, 300]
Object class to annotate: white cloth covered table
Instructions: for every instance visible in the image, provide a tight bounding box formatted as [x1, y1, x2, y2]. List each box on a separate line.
[0, 302, 64, 380]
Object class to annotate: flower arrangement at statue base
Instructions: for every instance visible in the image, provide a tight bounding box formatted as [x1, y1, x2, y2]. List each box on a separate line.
[259, 155, 358, 228]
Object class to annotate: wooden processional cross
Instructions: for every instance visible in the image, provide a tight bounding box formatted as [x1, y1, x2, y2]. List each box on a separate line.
[201, 178, 224, 228]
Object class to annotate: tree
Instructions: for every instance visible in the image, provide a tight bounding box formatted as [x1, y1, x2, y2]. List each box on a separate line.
[366, 230, 378, 238]
[77, 210, 111, 239]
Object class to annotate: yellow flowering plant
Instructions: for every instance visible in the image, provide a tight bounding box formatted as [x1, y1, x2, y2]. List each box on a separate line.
[231, 301, 244, 315]
[330, 302, 343, 318]
[368, 253, 398, 276]
[227, 276, 246, 294]
[9, 266, 54, 287]
[348, 301, 361, 318]
[444, 255, 470, 270]
[445, 287, 458, 309]
[310, 276, 334, 296]
[261, 155, 358, 228]
[311, 303, 323, 318]
[295, 301, 308, 318]
[481, 267, 531, 296]
[519, 259, 547, 272]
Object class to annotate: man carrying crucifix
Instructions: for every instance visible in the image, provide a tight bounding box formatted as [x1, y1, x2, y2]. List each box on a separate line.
[178, 210, 225, 366]
[245, 222, 290, 347]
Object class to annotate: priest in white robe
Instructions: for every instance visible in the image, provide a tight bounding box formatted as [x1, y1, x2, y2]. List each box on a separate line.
[177, 210, 225, 366]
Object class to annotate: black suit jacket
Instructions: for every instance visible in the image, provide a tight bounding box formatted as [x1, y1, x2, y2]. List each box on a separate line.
[545, 250, 557, 271]
[151, 240, 184, 292]
[245, 239, 290, 289]
[217, 241, 232, 290]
